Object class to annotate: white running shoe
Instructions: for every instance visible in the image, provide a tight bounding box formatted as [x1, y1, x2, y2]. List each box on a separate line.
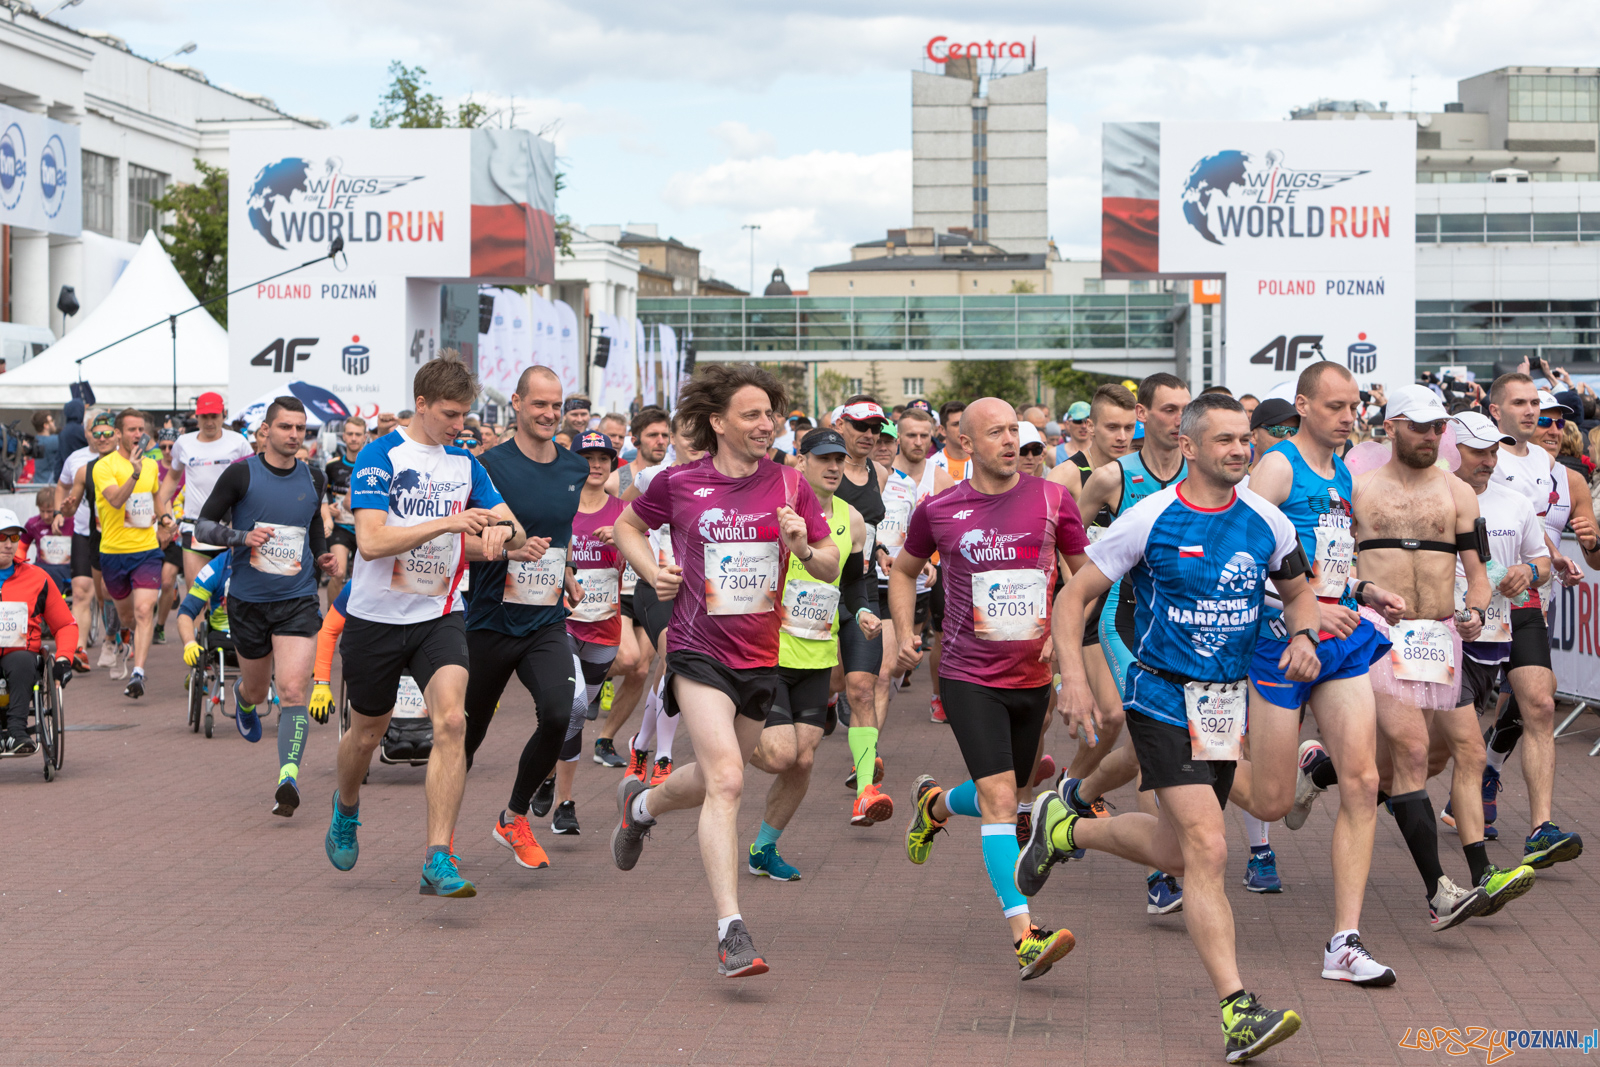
[96, 641, 118, 669]
[1283, 739, 1327, 831]
[110, 642, 130, 681]
[1429, 875, 1490, 932]
[1321, 932, 1396, 986]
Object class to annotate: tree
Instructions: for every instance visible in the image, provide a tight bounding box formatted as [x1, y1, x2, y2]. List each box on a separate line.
[370, 62, 486, 129]
[932, 359, 1033, 409]
[816, 369, 851, 411]
[1008, 279, 1037, 294]
[1038, 357, 1125, 415]
[758, 362, 808, 413]
[152, 159, 229, 327]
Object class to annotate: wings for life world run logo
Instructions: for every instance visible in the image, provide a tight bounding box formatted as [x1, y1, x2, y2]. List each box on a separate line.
[956, 528, 1037, 565]
[247, 156, 428, 251]
[1181, 150, 1378, 246]
[698, 508, 780, 542]
[354, 466, 466, 519]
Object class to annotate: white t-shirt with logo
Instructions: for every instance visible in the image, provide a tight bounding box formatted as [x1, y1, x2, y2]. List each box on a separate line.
[59, 446, 96, 531]
[171, 430, 254, 528]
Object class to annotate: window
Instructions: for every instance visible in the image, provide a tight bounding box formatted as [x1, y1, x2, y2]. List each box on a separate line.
[1128, 280, 1151, 293]
[972, 160, 987, 174]
[128, 164, 167, 242]
[902, 377, 925, 397]
[82, 151, 114, 236]
[847, 378, 863, 395]
[1084, 278, 1104, 294]
[1509, 74, 1599, 123]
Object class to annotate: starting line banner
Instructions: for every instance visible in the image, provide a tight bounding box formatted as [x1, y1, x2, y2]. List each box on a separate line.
[1546, 535, 1600, 704]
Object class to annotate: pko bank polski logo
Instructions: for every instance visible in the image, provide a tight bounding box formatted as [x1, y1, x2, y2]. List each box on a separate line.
[246, 156, 426, 250]
[1181, 150, 1375, 246]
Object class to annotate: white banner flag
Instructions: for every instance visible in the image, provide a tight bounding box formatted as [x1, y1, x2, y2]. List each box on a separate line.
[658, 324, 678, 410]
[552, 300, 581, 397]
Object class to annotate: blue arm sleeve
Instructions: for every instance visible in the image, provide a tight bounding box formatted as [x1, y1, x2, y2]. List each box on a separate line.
[177, 556, 229, 620]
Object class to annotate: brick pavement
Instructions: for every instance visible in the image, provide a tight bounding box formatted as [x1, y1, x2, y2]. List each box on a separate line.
[4, 649, 1599, 1066]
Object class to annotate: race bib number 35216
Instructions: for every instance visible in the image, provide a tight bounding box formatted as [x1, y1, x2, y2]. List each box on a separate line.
[391, 532, 457, 597]
[970, 569, 1048, 642]
[703, 542, 780, 615]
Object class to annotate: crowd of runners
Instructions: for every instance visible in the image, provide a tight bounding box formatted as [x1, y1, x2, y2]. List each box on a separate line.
[3, 351, 1590, 1064]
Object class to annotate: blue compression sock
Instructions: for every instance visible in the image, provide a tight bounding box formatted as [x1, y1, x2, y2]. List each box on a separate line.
[754, 821, 782, 851]
[946, 779, 982, 818]
[981, 823, 1030, 918]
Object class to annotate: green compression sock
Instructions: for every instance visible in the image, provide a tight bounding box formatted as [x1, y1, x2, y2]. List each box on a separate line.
[847, 726, 878, 798]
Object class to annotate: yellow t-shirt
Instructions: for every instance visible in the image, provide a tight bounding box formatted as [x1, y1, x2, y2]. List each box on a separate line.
[93, 452, 161, 555]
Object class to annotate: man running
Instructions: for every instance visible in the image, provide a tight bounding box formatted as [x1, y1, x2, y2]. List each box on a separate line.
[1021, 391, 1312, 1063]
[92, 409, 167, 698]
[56, 411, 116, 672]
[458, 365, 588, 871]
[610, 363, 838, 978]
[1058, 401, 1092, 467]
[931, 401, 969, 481]
[891, 397, 1088, 980]
[748, 427, 875, 880]
[192, 396, 338, 815]
[322, 414, 369, 607]
[157, 392, 252, 590]
[324, 356, 523, 898]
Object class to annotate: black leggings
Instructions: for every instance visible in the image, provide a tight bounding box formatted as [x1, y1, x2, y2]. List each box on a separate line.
[0, 650, 37, 737]
[463, 624, 577, 816]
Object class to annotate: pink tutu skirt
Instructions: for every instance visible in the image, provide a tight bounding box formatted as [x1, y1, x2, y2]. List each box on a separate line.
[1359, 607, 1463, 712]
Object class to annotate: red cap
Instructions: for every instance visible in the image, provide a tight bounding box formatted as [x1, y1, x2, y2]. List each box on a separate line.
[195, 392, 225, 416]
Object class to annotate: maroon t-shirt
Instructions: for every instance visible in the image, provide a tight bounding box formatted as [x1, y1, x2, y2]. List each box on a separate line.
[903, 474, 1088, 689]
[567, 495, 625, 646]
[629, 455, 830, 670]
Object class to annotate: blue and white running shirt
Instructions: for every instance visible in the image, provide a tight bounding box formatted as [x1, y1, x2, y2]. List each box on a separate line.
[348, 428, 503, 624]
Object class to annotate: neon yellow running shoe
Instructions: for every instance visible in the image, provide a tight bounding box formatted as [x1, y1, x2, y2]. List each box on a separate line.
[1015, 924, 1075, 980]
[904, 774, 946, 865]
[1222, 993, 1301, 1063]
[600, 678, 615, 712]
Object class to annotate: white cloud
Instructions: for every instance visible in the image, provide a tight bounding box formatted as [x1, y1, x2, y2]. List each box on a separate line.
[710, 121, 777, 161]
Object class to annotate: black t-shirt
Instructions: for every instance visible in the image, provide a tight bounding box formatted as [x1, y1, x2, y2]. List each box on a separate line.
[325, 452, 355, 525]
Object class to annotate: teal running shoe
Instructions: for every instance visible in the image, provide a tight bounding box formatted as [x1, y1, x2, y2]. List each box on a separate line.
[325, 790, 360, 871]
[419, 850, 476, 897]
[748, 842, 801, 881]
[1244, 849, 1282, 893]
[235, 680, 261, 743]
[1523, 822, 1583, 869]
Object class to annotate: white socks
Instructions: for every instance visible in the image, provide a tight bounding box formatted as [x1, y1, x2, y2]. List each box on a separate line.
[631, 789, 655, 825]
[1242, 812, 1271, 850]
[1485, 744, 1509, 771]
[717, 913, 742, 941]
[655, 694, 679, 761]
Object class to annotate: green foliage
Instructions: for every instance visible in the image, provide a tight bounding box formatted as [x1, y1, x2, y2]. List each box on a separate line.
[152, 159, 229, 327]
[758, 362, 808, 413]
[816, 369, 850, 411]
[931, 359, 1033, 409]
[1008, 279, 1037, 294]
[370, 61, 486, 129]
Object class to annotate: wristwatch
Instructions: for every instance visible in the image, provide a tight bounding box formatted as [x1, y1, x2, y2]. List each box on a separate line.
[1291, 628, 1320, 646]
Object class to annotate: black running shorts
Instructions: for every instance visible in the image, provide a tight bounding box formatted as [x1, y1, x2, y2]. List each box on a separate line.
[162, 539, 183, 569]
[1458, 656, 1503, 715]
[839, 609, 883, 675]
[939, 677, 1051, 785]
[326, 525, 357, 554]
[229, 595, 323, 661]
[768, 665, 832, 730]
[342, 612, 469, 716]
[1126, 708, 1235, 808]
[632, 581, 673, 649]
[71, 532, 94, 579]
[927, 565, 945, 634]
[664, 649, 777, 722]
[1508, 606, 1552, 671]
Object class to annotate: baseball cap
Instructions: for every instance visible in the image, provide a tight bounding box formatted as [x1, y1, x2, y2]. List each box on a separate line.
[0, 508, 22, 532]
[1386, 384, 1451, 424]
[1537, 389, 1575, 415]
[1133, 420, 1145, 441]
[907, 399, 933, 414]
[1249, 397, 1298, 432]
[195, 392, 225, 416]
[1066, 401, 1091, 422]
[1451, 411, 1516, 449]
[575, 430, 617, 456]
[1018, 422, 1044, 450]
[840, 400, 887, 425]
[798, 428, 848, 456]
[90, 412, 115, 430]
[878, 421, 898, 440]
[157, 427, 179, 443]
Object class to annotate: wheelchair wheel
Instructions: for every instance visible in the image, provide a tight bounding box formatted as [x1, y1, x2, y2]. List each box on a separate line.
[35, 677, 62, 779]
[205, 650, 225, 738]
[187, 665, 204, 733]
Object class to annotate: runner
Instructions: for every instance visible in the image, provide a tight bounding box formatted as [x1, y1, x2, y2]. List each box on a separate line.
[561, 396, 591, 438]
[931, 401, 969, 481]
[156, 392, 253, 588]
[748, 427, 874, 879]
[192, 396, 338, 815]
[923, 400, 970, 722]
[57, 411, 116, 672]
[1058, 401, 1092, 467]
[890, 397, 1087, 980]
[0, 507, 79, 756]
[1021, 392, 1310, 1062]
[609, 362, 838, 978]
[22, 486, 72, 612]
[457, 365, 586, 871]
[152, 428, 184, 645]
[324, 356, 523, 897]
[322, 414, 369, 608]
[92, 408, 168, 699]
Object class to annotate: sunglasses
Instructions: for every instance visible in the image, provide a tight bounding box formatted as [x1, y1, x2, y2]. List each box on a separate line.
[1264, 424, 1297, 439]
[0, 532, 21, 543]
[1537, 415, 1567, 429]
[454, 437, 479, 448]
[91, 429, 115, 439]
[1406, 420, 1448, 436]
[1020, 445, 1044, 456]
[846, 419, 885, 433]
[1070, 418, 1087, 425]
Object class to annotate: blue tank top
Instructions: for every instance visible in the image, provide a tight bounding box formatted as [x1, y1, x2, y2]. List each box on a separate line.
[1115, 450, 1187, 517]
[227, 455, 321, 603]
[1263, 440, 1358, 620]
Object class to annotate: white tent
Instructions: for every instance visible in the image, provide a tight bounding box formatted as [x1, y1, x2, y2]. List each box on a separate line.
[1, 232, 228, 410]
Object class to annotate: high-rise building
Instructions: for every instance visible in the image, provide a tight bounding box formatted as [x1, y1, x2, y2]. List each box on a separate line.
[912, 59, 1047, 254]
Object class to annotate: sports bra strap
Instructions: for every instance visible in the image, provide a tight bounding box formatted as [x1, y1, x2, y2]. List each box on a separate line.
[1355, 538, 1456, 554]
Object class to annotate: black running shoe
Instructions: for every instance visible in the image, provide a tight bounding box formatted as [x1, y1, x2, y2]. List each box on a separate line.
[153, 625, 166, 645]
[530, 775, 556, 818]
[593, 737, 625, 768]
[1222, 993, 1302, 1063]
[552, 800, 580, 835]
[124, 674, 145, 699]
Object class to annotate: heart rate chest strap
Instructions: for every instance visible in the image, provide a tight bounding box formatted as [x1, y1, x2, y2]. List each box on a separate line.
[1356, 538, 1457, 554]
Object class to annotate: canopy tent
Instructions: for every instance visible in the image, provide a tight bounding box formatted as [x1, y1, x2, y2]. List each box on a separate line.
[0, 232, 228, 410]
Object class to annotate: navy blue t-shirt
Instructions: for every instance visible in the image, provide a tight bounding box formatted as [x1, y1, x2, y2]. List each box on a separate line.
[466, 438, 590, 636]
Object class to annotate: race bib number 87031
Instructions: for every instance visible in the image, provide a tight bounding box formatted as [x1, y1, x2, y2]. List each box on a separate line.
[970, 569, 1048, 642]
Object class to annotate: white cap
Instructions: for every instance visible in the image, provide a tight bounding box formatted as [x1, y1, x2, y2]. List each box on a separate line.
[1537, 389, 1574, 415]
[1386, 384, 1451, 424]
[1017, 421, 1044, 449]
[0, 508, 22, 532]
[1450, 411, 1516, 449]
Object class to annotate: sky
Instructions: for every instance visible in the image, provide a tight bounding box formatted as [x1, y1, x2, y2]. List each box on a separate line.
[55, 0, 1600, 290]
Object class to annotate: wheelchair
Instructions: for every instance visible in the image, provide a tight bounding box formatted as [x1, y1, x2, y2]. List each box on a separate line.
[0, 649, 67, 781]
[336, 671, 432, 767]
[186, 624, 237, 739]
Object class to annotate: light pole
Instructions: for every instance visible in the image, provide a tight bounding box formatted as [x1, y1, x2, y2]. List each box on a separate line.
[742, 223, 761, 294]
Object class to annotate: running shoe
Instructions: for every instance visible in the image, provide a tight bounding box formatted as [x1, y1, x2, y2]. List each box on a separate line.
[153, 624, 166, 645]
[929, 695, 947, 724]
[530, 774, 556, 818]
[7, 736, 36, 756]
[1477, 863, 1537, 915]
[1221, 993, 1302, 1063]
[748, 842, 801, 881]
[96, 639, 116, 670]
[1284, 739, 1328, 830]
[1320, 932, 1396, 985]
[836, 690, 852, 727]
[1057, 775, 1112, 818]
[273, 773, 299, 818]
[551, 800, 580, 835]
[625, 736, 650, 782]
[492, 812, 550, 869]
[649, 756, 673, 787]
[1030, 754, 1056, 788]
[850, 783, 894, 826]
[1015, 789, 1076, 897]
[1243, 849, 1282, 893]
[419, 850, 476, 897]
[593, 737, 625, 767]
[1429, 875, 1490, 931]
[124, 672, 144, 699]
[1147, 872, 1183, 915]
[72, 648, 90, 673]
[1523, 822, 1583, 869]
[1015, 924, 1075, 981]
[235, 680, 261, 743]
[1482, 764, 1501, 826]
[1440, 798, 1456, 833]
[716, 919, 768, 977]
[611, 777, 652, 871]
[1016, 807, 1032, 848]
[844, 756, 884, 790]
[325, 791, 360, 871]
[600, 678, 614, 712]
[111, 641, 129, 681]
[904, 774, 946, 865]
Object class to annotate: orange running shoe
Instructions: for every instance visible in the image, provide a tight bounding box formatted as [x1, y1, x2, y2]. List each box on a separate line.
[930, 695, 947, 723]
[1030, 755, 1056, 788]
[649, 756, 673, 786]
[626, 736, 650, 782]
[851, 783, 895, 826]
[491, 813, 550, 870]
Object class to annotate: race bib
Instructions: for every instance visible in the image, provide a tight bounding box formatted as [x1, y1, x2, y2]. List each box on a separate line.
[391, 532, 457, 597]
[1311, 526, 1354, 599]
[248, 522, 306, 576]
[569, 569, 620, 623]
[970, 568, 1049, 642]
[781, 578, 841, 642]
[703, 542, 780, 615]
[621, 561, 639, 596]
[39, 535, 70, 566]
[504, 547, 566, 607]
[0, 601, 27, 647]
[863, 525, 876, 573]
[878, 496, 912, 552]
[394, 673, 428, 719]
[1389, 619, 1455, 682]
[1185, 679, 1247, 761]
[332, 498, 355, 526]
[1085, 525, 1109, 544]
[1455, 576, 1510, 643]
[125, 491, 155, 529]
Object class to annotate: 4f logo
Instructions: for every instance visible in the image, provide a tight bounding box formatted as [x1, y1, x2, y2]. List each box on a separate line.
[953, 509, 974, 520]
[1248, 334, 1323, 374]
[694, 488, 715, 497]
[252, 337, 316, 374]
